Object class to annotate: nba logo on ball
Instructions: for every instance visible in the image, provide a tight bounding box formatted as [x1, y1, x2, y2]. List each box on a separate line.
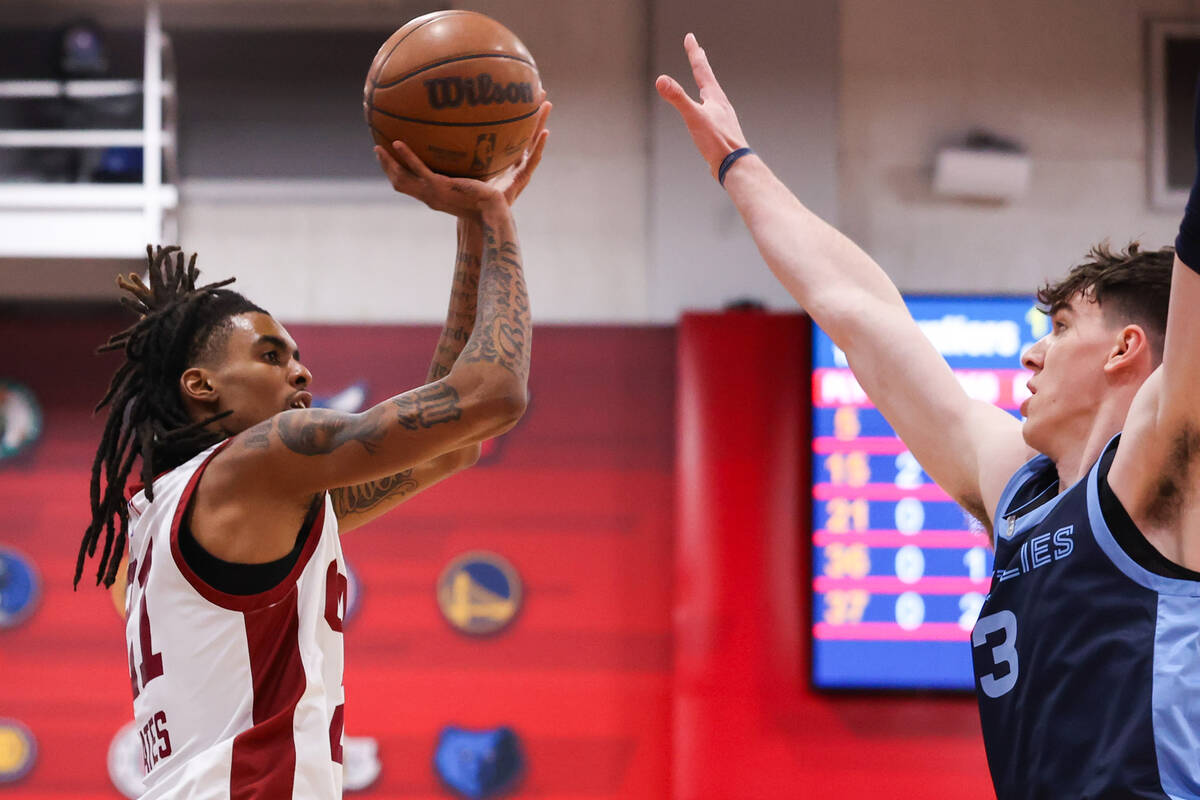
[0, 719, 36, 784]
[437, 552, 522, 635]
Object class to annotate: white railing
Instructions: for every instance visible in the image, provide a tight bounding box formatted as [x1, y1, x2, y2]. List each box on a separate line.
[0, 1, 178, 259]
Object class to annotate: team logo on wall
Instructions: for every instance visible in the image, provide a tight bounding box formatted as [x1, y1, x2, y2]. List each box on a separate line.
[436, 552, 522, 636]
[343, 558, 363, 627]
[0, 547, 40, 629]
[0, 719, 36, 784]
[0, 381, 42, 462]
[314, 382, 368, 413]
[108, 720, 382, 796]
[434, 725, 524, 799]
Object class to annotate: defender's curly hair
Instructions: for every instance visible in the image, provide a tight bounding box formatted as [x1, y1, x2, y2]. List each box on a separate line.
[76, 245, 264, 589]
[1037, 241, 1174, 360]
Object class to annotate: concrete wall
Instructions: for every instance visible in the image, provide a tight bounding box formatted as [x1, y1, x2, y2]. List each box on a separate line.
[839, 0, 1200, 294]
[2, 0, 1198, 317]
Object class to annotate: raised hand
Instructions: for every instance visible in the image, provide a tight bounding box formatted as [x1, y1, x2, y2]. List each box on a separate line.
[375, 140, 505, 217]
[655, 33, 750, 181]
[490, 102, 552, 206]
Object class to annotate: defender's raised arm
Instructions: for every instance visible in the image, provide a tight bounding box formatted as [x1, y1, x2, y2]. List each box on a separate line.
[657, 34, 1031, 531]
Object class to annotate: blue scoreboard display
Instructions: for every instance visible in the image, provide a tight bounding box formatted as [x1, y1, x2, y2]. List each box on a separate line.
[811, 296, 1042, 689]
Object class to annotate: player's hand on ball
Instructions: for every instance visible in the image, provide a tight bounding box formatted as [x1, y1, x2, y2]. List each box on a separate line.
[375, 140, 505, 217]
[656, 33, 750, 181]
[490, 102, 552, 205]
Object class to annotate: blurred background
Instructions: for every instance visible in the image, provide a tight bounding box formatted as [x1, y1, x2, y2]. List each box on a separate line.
[0, 0, 1196, 798]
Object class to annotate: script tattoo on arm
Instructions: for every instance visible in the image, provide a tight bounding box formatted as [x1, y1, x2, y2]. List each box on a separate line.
[275, 409, 388, 456]
[458, 222, 530, 379]
[392, 382, 463, 430]
[331, 468, 419, 518]
[428, 220, 482, 382]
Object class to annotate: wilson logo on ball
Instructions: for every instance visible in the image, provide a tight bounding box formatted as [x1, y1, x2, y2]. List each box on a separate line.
[424, 74, 535, 110]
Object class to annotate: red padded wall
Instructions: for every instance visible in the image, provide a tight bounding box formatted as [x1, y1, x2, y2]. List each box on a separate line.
[674, 311, 995, 800]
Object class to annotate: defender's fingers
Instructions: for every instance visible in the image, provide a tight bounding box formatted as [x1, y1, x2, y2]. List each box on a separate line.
[683, 33, 722, 97]
[656, 74, 698, 114]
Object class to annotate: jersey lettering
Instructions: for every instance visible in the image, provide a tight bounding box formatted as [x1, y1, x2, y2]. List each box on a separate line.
[972, 610, 1019, 698]
[140, 709, 173, 773]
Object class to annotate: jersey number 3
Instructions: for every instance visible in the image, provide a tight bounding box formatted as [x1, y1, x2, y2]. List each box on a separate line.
[972, 610, 1019, 698]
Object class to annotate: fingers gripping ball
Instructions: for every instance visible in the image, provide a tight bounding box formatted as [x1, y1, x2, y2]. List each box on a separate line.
[363, 10, 546, 179]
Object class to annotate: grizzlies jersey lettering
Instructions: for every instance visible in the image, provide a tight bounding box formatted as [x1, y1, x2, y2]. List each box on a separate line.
[974, 435, 1200, 799]
[124, 441, 347, 799]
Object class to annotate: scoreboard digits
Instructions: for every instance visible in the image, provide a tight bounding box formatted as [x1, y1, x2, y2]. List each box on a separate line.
[811, 297, 1037, 689]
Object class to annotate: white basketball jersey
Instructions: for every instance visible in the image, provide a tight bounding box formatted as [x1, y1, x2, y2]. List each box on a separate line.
[124, 440, 346, 799]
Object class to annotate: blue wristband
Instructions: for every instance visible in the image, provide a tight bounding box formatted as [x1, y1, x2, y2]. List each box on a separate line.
[1177, 77, 1200, 273]
[718, 147, 753, 186]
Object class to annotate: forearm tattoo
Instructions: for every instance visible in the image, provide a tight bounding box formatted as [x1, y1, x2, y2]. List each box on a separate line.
[459, 223, 531, 378]
[276, 409, 388, 456]
[391, 382, 463, 430]
[427, 227, 482, 383]
[331, 469, 419, 517]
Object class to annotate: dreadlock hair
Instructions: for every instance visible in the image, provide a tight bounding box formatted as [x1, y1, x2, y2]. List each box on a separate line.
[1037, 241, 1174, 362]
[77, 245, 266, 589]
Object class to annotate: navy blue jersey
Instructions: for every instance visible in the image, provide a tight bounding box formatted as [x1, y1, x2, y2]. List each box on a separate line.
[974, 435, 1200, 800]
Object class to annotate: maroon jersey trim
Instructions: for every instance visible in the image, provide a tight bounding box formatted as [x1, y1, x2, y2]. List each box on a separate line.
[169, 440, 326, 612]
[229, 588, 305, 799]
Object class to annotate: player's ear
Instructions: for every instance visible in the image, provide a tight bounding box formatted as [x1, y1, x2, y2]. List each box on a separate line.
[180, 367, 218, 404]
[1105, 324, 1150, 373]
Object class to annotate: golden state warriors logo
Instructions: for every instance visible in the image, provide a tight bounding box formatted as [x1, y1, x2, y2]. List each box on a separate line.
[0, 381, 42, 462]
[0, 719, 36, 784]
[437, 551, 522, 635]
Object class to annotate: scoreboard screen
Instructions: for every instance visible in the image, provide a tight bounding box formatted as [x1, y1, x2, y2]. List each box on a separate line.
[811, 296, 1041, 690]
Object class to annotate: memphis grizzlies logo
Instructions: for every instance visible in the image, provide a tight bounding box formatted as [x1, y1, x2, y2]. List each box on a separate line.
[437, 552, 522, 636]
[434, 726, 524, 800]
[0, 381, 42, 462]
[0, 719, 36, 784]
[0, 548, 40, 629]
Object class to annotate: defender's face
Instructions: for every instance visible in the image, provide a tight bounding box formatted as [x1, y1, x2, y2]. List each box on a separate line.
[203, 312, 312, 435]
[1019, 294, 1116, 454]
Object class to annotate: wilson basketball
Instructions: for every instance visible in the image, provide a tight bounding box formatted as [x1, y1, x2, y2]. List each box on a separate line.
[363, 11, 545, 179]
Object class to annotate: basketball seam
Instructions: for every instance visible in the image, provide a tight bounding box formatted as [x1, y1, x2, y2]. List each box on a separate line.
[367, 10, 473, 108]
[368, 103, 543, 128]
[371, 52, 535, 90]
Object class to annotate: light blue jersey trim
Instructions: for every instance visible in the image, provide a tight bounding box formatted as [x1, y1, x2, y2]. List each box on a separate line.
[1153, 594, 1200, 800]
[1079, 434, 1200, 799]
[1084, 440, 1200, 598]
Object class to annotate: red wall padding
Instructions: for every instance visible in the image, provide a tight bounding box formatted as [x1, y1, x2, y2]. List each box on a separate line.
[674, 311, 995, 800]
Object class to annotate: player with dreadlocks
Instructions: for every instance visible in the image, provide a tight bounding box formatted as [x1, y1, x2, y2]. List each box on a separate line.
[77, 107, 549, 799]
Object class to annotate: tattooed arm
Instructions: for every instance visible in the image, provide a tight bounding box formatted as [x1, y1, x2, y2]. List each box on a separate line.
[191, 125, 544, 562]
[329, 218, 485, 532]
[326, 109, 550, 533]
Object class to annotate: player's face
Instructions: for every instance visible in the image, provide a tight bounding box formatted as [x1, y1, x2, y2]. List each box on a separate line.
[204, 313, 313, 434]
[1019, 294, 1117, 454]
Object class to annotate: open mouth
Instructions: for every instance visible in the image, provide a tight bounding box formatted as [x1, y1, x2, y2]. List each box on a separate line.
[289, 392, 313, 410]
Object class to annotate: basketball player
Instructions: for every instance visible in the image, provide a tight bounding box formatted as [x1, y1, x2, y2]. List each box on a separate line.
[659, 33, 1200, 799]
[75, 107, 549, 799]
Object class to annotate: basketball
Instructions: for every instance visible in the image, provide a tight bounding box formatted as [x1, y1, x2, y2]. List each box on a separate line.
[363, 10, 545, 179]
